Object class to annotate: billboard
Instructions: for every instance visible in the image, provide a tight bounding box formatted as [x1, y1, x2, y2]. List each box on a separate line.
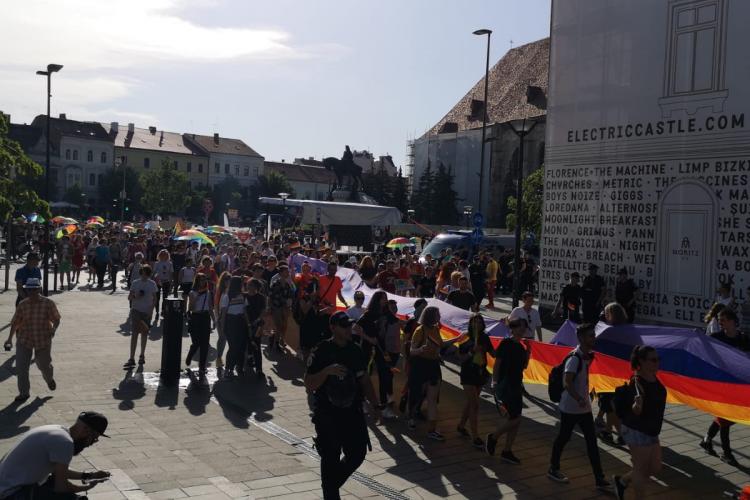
[541, 0, 748, 326]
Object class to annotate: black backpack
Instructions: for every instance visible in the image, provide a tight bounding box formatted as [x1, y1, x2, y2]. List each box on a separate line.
[548, 351, 583, 403]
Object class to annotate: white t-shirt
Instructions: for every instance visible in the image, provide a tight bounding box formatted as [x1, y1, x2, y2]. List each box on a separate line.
[0, 425, 73, 498]
[509, 306, 542, 339]
[220, 293, 247, 316]
[346, 305, 365, 322]
[558, 347, 592, 415]
[190, 290, 213, 312]
[130, 278, 158, 313]
[180, 267, 196, 284]
[153, 261, 173, 283]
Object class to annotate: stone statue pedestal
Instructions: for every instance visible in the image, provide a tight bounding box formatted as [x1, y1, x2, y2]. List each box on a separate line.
[329, 188, 378, 205]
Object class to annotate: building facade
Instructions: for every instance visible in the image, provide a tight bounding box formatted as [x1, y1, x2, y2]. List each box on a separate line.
[263, 161, 335, 200]
[184, 133, 264, 189]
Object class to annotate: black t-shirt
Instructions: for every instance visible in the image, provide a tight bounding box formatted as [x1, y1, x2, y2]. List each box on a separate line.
[459, 331, 493, 369]
[582, 274, 605, 304]
[560, 284, 582, 311]
[447, 290, 476, 310]
[307, 339, 367, 414]
[615, 279, 638, 305]
[262, 268, 278, 285]
[245, 293, 266, 323]
[468, 263, 485, 285]
[494, 338, 527, 387]
[621, 376, 667, 436]
[418, 276, 436, 298]
[711, 330, 750, 352]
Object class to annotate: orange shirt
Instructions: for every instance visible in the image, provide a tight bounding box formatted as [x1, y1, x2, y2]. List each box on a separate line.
[317, 275, 343, 307]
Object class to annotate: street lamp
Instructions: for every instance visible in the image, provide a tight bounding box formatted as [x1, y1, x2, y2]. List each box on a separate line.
[278, 192, 289, 234]
[508, 117, 538, 308]
[473, 29, 491, 216]
[407, 209, 415, 221]
[36, 63, 63, 297]
[463, 205, 473, 228]
[115, 157, 126, 224]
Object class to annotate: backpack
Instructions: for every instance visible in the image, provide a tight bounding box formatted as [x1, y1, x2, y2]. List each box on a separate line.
[548, 351, 583, 403]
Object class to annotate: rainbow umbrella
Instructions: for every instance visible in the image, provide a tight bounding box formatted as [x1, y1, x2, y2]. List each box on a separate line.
[85, 221, 104, 229]
[55, 224, 77, 239]
[88, 216, 105, 224]
[386, 237, 413, 249]
[175, 229, 213, 245]
[204, 225, 229, 234]
[122, 225, 137, 234]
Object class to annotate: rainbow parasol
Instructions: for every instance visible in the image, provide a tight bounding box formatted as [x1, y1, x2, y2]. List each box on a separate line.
[175, 229, 213, 244]
[386, 237, 413, 249]
[204, 225, 230, 234]
[88, 216, 105, 224]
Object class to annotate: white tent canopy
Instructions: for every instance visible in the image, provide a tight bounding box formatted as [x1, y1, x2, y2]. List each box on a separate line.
[258, 197, 402, 226]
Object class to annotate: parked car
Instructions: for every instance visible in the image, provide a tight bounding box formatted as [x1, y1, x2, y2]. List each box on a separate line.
[418, 230, 531, 263]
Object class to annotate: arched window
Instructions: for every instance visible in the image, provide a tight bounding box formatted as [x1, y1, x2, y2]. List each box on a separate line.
[72, 150, 78, 160]
[65, 149, 71, 160]
[87, 150, 93, 162]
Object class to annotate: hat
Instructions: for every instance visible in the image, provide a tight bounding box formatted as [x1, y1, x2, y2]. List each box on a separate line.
[78, 411, 110, 437]
[329, 311, 354, 327]
[23, 278, 42, 289]
[617, 267, 628, 275]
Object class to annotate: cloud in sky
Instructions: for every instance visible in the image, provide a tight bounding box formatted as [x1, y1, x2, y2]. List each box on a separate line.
[0, 0, 332, 122]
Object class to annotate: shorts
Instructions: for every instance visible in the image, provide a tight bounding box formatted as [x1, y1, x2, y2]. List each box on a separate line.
[130, 309, 152, 330]
[620, 424, 659, 447]
[411, 357, 441, 386]
[495, 381, 522, 419]
[460, 362, 488, 387]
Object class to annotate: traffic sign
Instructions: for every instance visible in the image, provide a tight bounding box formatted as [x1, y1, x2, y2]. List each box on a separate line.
[473, 212, 484, 227]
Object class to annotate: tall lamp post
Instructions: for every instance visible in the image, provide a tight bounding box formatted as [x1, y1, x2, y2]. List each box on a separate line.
[278, 192, 289, 235]
[463, 205, 473, 228]
[508, 117, 538, 308]
[115, 157, 127, 224]
[36, 63, 63, 297]
[473, 28, 491, 216]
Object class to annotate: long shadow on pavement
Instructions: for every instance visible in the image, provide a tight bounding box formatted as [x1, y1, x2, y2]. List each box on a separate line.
[0, 396, 52, 439]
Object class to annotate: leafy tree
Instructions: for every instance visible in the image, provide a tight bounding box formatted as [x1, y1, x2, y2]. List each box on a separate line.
[257, 171, 295, 198]
[0, 114, 50, 220]
[390, 168, 410, 215]
[63, 184, 85, 206]
[431, 162, 459, 224]
[209, 176, 245, 223]
[139, 158, 190, 216]
[505, 165, 544, 237]
[98, 166, 143, 214]
[410, 162, 434, 221]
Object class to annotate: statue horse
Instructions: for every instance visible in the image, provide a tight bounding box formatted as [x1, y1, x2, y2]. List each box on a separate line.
[323, 157, 364, 192]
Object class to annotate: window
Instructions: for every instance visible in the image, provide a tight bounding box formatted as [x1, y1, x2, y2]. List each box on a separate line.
[224, 163, 230, 174]
[174, 160, 179, 170]
[198, 163, 203, 173]
[89, 173, 96, 186]
[144, 157, 150, 168]
[252, 166, 259, 177]
[235, 165, 240, 176]
[72, 150, 78, 160]
[244, 167, 249, 176]
[87, 150, 93, 162]
[215, 162, 220, 174]
[187, 162, 192, 172]
[100, 152, 107, 164]
[65, 149, 71, 160]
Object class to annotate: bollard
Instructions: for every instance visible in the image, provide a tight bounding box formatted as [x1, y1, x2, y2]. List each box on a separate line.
[53, 262, 58, 292]
[160, 297, 184, 385]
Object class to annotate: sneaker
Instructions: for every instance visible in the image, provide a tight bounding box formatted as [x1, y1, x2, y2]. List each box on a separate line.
[382, 407, 397, 419]
[595, 478, 612, 493]
[47, 379, 56, 391]
[547, 468, 569, 483]
[456, 426, 470, 437]
[123, 358, 135, 368]
[699, 438, 717, 456]
[408, 419, 416, 430]
[613, 475, 626, 500]
[427, 431, 445, 442]
[485, 433, 497, 456]
[720, 451, 739, 466]
[473, 438, 485, 450]
[500, 450, 521, 465]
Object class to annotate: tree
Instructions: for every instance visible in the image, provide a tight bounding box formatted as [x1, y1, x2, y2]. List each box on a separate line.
[98, 166, 143, 214]
[410, 162, 434, 222]
[139, 158, 190, 216]
[0, 114, 50, 220]
[390, 168, 410, 215]
[505, 165, 544, 237]
[257, 171, 295, 198]
[63, 184, 85, 206]
[209, 176, 245, 223]
[431, 162, 459, 225]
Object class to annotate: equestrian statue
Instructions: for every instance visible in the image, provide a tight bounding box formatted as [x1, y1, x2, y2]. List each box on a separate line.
[323, 145, 364, 195]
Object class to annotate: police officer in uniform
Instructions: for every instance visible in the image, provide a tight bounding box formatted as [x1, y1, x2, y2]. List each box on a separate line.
[305, 311, 380, 500]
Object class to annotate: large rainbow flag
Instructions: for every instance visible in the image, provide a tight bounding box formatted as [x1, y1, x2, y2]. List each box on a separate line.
[296, 254, 750, 425]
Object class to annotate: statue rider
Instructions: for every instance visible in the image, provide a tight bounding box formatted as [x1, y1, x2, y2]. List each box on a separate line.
[340, 145, 360, 197]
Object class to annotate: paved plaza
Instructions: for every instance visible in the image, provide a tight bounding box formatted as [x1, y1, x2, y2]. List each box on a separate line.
[0, 272, 748, 499]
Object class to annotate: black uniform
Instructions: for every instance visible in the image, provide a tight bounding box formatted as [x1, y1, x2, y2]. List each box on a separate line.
[307, 339, 370, 500]
[615, 279, 638, 323]
[581, 274, 606, 322]
[560, 283, 582, 323]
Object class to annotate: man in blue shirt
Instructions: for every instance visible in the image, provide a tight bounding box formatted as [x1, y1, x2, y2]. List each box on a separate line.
[14, 253, 41, 307]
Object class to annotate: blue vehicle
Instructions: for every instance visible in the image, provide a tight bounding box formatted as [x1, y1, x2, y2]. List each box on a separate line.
[418, 230, 519, 263]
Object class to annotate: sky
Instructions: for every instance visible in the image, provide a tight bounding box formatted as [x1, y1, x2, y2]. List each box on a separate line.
[1, 0, 551, 169]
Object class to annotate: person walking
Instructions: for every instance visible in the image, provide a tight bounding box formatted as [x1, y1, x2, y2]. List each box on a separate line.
[305, 311, 381, 500]
[124, 265, 158, 369]
[245, 278, 267, 378]
[548, 322, 611, 492]
[700, 308, 750, 466]
[108, 236, 124, 294]
[269, 265, 294, 351]
[0, 411, 112, 499]
[153, 249, 174, 318]
[508, 291, 543, 341]
[13, 253, 41, 307]
[94, 238, 110, 289]
[219, 276, 249, 378]
[554, 272, 582, 323]
[185, 273, 215, 378]
[581, 264, 606, 322]
[485, 317, 529, 463]
[613, 345, 667, 500]
[6, 278, 61, 402]
[456, 314, 494, 449]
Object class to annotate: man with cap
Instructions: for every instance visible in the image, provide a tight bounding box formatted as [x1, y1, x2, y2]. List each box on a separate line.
[305, 311, 380, 500]
[614, 268, 639, 323]
[14, 252, 41, 307]
[581, 264, 606, 322]
[0, 411, 111, 499]
[6, 278, 61, 402]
